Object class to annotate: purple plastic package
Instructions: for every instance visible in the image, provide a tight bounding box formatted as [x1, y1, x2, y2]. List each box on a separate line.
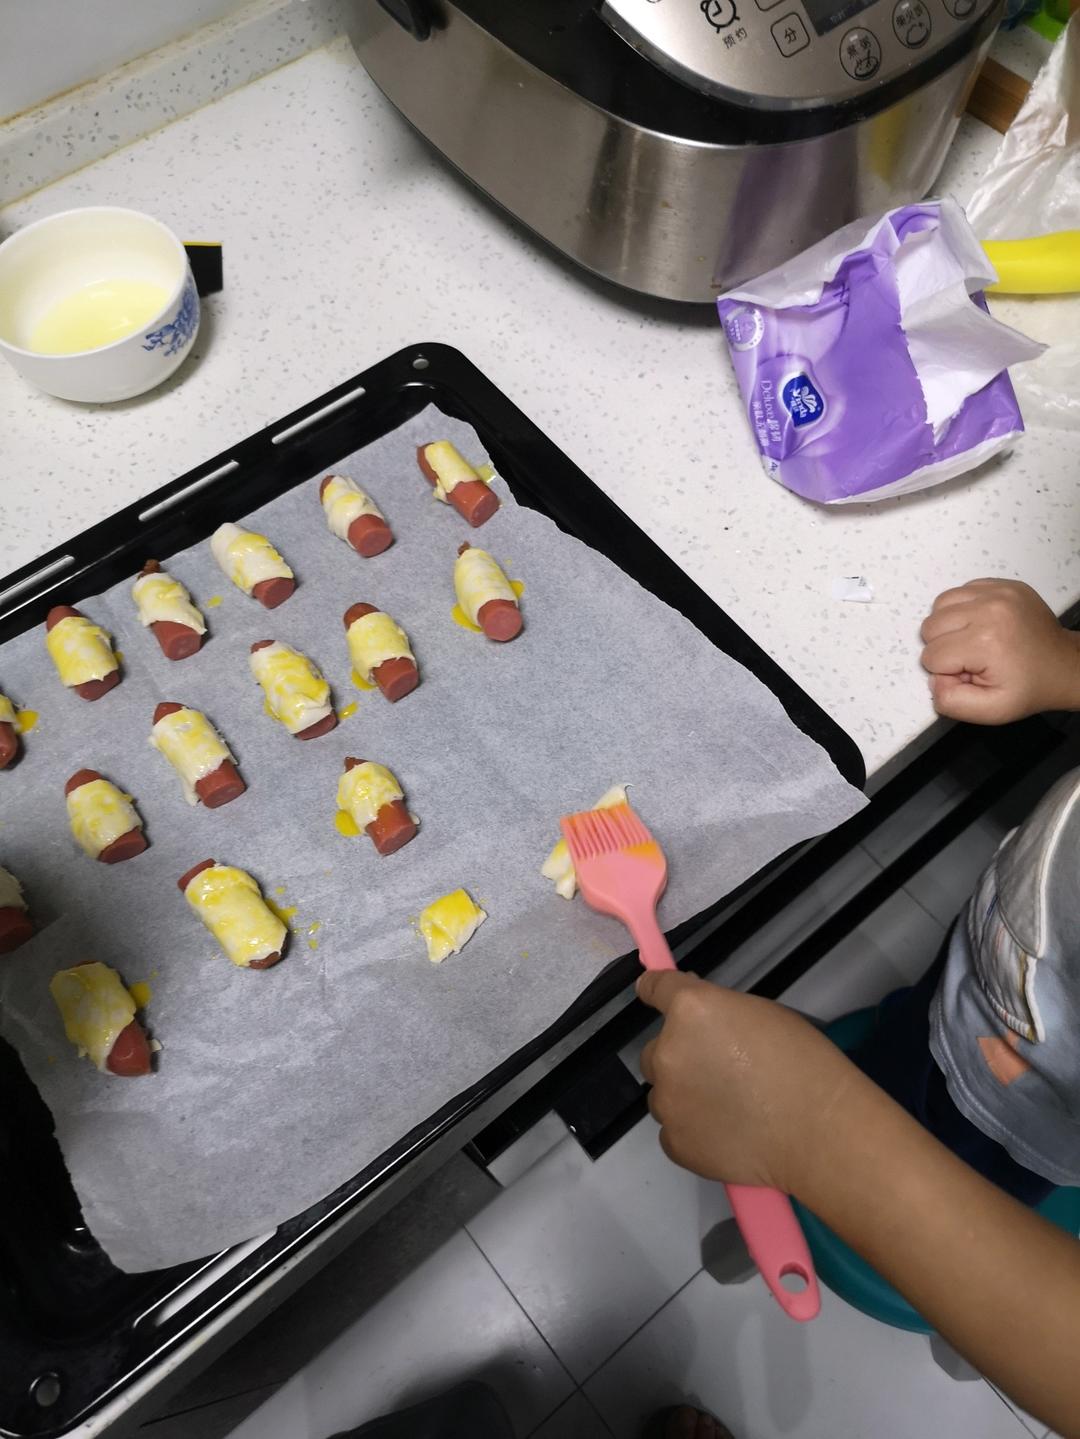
[718, 200, 1045, 504]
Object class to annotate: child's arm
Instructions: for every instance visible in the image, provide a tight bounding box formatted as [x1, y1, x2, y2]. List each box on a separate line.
[920, 578, 1080, 723]
[638, 971, 1080, 1438]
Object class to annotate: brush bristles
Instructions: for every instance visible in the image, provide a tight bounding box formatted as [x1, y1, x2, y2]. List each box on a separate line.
[561, 802, 653, 861]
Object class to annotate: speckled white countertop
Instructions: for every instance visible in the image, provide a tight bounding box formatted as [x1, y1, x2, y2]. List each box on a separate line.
[1, 33, 1077, 782]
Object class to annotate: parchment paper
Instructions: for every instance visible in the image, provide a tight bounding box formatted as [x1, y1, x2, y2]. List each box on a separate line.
[0, 408, 865, 1272]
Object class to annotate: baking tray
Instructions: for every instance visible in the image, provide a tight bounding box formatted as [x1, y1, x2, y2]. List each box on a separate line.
[0, 344, 864, 1439]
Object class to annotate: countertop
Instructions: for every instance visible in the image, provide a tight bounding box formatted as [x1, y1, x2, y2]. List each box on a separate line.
[1, 31, 1077, 781]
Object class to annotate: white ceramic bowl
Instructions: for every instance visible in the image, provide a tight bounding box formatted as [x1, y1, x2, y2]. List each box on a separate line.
[0, 206, 200, 403]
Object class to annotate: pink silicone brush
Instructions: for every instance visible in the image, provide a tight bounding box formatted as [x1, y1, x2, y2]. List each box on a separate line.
[560, 801, 820, 1322]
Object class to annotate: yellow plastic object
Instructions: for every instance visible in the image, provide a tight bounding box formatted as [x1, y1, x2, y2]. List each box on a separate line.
[983, 232, 1080, 294]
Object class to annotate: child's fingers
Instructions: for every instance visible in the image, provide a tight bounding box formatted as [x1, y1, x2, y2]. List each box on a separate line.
[931, 673, 1006, 724]
[920, 605, 973, 643]
[929, 584, 982, 614]
[921, 634, 987, 678]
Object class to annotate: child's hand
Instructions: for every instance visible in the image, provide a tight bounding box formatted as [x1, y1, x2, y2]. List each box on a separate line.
[637, 971, 858, 1194]
[920, 579, 1080, 724]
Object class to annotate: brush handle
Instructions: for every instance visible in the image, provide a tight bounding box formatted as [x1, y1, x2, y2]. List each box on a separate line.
[725, 1183, 820, 1321]
[625, 900, 818, 1319]
[626, 909, 676, 972]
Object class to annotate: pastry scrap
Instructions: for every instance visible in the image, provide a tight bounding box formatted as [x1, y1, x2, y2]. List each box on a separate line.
[132, 560, 206, 660]
[0, 864, 33, 955]
[0, 691, 18, 768]
[454, 544, 522, 642]
[319, 475, 393, 557]
[65, 770, 147, 864]
[337, 757, 417, 855]
[250, 640, 337, 739]
[542, 786, 628, 899]
[417, 441, 499, 528]
[418, 888, 486, 963]
[210, 522, 295, 609]
[179, 859, 287, 969]
[45, 605, 121, 700]
[151, 703, 246, 808]
[50, 961, 152, 1076]
[343, 603, 419, 702]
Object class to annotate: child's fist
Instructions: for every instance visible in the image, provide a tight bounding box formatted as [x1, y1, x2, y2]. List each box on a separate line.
[920, 579, 1080, 724]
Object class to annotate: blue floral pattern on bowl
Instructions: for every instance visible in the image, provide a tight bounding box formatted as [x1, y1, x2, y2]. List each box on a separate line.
[142, 276, 199, 358]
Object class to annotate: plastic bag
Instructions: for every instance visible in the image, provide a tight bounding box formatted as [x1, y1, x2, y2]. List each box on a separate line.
[967, 15, 1080, 429]
[717, 199, 1043, 504]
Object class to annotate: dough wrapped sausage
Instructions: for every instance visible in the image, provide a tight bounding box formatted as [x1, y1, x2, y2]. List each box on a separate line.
[179, 859, 287, 969]
[210, 522, 295, 608]
[45, 606, 121, 700]
[319, 475, 393, 556]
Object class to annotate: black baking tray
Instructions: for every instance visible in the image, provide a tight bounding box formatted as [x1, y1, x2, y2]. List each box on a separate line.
[0, 344, 864, 1438]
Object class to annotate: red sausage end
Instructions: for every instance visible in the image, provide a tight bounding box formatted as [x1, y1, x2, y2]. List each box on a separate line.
[106, 1020, 152, 1077]
[178, 858, 215, 893]
[46, 605, 81, 631]
[295, 712, 338, 741]
[477, 598, 523, 643]
[343, 602, 377, 630]
[366, 800, 417, 856]
[98, 829, 148, 865]
[152, 619, 203, 661]
[252, 576, 295, 610]
[195, 761, 246, 809]
[347, 514, 394, 557]
[0, 907, 34, 956]
[451, 479, 500, 528]
[75, 671, 121, 703]
[0, 722, 19, 770]
[65, 768, 102, 796]
[372, 656, 419, 703]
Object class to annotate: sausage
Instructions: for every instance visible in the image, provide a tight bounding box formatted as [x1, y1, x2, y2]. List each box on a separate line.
[65, 769, 148, 864]
[249, 639, 338, 739]
[105, 1021, 153, 1077]
[0, 906, 34, 955]
[178, 859, 284, 969]
[319, 476, 394, 557]
[342, 604, 419, 702]
[152, 702, 246, 808]
[456, 543, 523, 643]
[417, 443, 500, 528]
[0, 724, 17, 770]
[252, 576, 296, 610]
[45, 605, 121, 700]
[137, 560, 205, 660]
[342, 756, 417, 855]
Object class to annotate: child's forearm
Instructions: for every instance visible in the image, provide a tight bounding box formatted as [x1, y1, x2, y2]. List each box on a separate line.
[797, 1073, 1080, 1437]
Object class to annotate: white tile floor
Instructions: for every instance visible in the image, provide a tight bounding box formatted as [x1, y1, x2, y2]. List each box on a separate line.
[140, 760, 1075, 1439]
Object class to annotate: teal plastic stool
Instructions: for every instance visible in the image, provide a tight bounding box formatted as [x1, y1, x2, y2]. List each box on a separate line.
[793, 1006, 1080, 1334]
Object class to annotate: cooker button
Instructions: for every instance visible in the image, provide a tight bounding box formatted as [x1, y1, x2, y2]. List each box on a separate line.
[755, 0, 787, 11]
[893, 0, 931, 45]
[839, 26, 881, 78]
[771, 12, 810, 53]
[942, 0, 976, 15]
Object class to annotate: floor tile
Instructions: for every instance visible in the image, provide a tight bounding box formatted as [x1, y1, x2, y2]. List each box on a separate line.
[141, 1386, 279, 1439]
[904, 815, 1007, 929]
[488, 1110, 571, 1189]
[684, 844, 884, 996]
[467, 1116, 731, 1384]
[144, 1155, 500, 1425]
[780, 888, 945, 1023]
[530, 1390, 614, 1438]
[585, 1270, 1033, 1439]
[862, 747, 993, 869]
[225, 1230, 572, 1439]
